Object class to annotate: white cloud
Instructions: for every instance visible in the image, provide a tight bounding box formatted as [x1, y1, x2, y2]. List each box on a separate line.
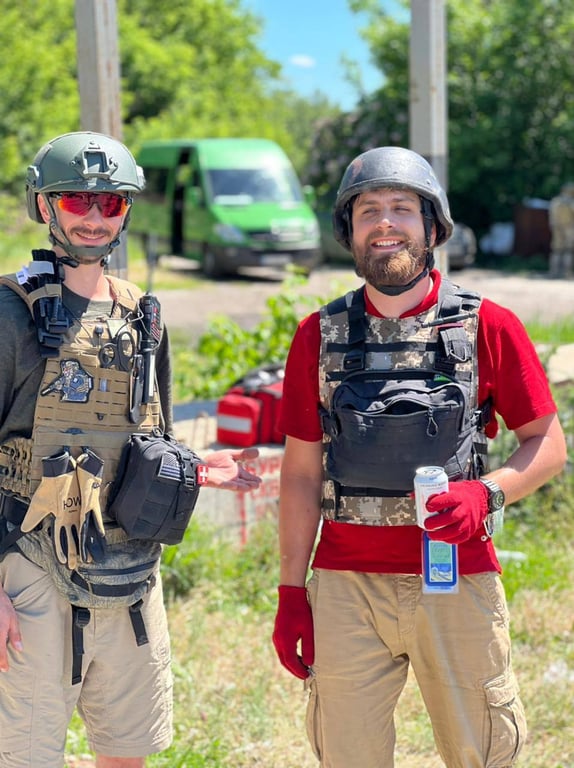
[289, 54, 316, 69]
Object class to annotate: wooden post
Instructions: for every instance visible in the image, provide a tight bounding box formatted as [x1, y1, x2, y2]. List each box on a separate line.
[409, 0, 449, 273]
[75, 0, 127, 278]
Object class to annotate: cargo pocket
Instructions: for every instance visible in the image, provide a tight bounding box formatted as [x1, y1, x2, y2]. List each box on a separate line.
[305, 673, 323, 761]
[484, 671, 527, 767]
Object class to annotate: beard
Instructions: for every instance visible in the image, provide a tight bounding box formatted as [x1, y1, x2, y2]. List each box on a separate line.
[352, 235, 428, 291]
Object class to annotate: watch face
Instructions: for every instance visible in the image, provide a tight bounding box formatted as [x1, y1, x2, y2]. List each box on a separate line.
[491, 490, 505, 510]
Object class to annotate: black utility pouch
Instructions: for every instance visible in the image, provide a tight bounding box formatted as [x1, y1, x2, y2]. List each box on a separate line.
[324, 371, 466, 491]
[108, 432, 203, 545]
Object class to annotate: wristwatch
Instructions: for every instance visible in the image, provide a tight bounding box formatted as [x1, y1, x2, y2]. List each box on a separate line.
[479, 478, 505, 537]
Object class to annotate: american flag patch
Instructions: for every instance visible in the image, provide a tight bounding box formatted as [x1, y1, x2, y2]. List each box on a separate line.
[157, 453, 181, 481]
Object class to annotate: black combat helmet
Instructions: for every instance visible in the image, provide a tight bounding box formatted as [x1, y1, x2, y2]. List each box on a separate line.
[332, 146, 453, 251]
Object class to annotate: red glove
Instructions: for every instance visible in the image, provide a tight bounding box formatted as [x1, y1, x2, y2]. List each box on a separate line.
[424, 480, 489, 544]
[272, 585, 314, 679]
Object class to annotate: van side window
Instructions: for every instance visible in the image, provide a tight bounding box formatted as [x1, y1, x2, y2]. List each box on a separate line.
[207, 168, 303, 205]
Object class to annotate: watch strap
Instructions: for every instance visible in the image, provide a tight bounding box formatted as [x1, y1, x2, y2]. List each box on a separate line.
[479, 478, 505, 537]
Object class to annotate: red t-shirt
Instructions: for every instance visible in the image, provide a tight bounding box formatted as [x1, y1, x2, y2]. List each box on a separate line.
[278, 271, 557, 575]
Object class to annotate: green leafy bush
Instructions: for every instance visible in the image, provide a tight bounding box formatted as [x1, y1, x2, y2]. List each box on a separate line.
[171, 270, 325, 402]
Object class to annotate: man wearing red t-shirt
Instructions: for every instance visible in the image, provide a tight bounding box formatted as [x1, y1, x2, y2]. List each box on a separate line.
[272, 147, 566, 768]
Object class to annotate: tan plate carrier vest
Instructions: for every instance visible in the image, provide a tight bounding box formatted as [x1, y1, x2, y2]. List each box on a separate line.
[0, 273, 161, 507]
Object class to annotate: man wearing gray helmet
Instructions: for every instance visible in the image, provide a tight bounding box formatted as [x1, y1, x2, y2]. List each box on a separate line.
[0, 132, 261, 768]
[272, 146, 566, 767]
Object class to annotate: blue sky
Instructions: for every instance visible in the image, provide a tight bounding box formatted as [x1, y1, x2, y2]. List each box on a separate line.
[245, 0, 403, 111]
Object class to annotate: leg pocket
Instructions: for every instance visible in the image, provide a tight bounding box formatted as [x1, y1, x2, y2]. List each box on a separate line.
[305, 674, 323, 761]
[484, 671, 527, 766]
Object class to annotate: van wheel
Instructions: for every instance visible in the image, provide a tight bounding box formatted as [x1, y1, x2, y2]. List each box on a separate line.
[202, 247, 225, 279]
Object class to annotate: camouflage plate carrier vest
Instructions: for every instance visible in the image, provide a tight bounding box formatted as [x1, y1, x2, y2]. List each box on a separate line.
[0, 269, 163, 609]
[318, 279, 489, 526]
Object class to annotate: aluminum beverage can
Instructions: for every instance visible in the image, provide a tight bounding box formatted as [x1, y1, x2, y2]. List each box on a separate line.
[414, 466, 449, 528]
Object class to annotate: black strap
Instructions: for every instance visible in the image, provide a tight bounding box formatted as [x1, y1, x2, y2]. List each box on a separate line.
[343, 287, 368, 372]
[22, 249, 71, 358]
[70, 570, 154, 597]
[129, 599, 149, 647]
[0, 495, 29, 558]
[71, 605, 91, 685]
[70, 596, 151, 685]
[336, 485, 411, 498]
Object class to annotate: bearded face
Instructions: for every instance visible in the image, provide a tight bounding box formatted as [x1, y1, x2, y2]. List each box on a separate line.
[349, 188, 433, 293]
[352, 234, 428, 291]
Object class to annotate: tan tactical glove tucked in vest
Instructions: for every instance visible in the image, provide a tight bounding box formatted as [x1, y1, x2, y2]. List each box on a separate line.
[20, 450, 82, 570]
[76, 448, 106, 562]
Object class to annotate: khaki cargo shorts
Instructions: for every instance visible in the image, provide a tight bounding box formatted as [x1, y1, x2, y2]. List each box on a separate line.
[0, 551, 173, 766]
[305, 569, 527, 768]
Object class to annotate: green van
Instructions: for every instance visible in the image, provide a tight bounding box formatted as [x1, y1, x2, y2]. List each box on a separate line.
[130, 138, 322, 277]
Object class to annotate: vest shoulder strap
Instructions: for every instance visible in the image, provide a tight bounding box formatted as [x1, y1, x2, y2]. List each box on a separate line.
[437, 278, 481, 318]
[0, 273, 63, 315]
[323, 279, 482, 321]
[322, 278, 482, 374]
[0, 273, 31, 306]
[0, 256, 70, 358]
[433, 279, 482, 376]
[106, 275, 144, 312]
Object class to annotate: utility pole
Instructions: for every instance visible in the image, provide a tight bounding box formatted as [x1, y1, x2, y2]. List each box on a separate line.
[75, 0, 127, 278]
[409, 0, 449, 272]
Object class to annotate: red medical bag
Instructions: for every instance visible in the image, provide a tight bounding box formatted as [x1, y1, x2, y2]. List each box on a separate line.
[216, 364, 285, 447]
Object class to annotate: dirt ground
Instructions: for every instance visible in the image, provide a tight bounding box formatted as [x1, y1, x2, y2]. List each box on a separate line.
[155, 263, 574, 338]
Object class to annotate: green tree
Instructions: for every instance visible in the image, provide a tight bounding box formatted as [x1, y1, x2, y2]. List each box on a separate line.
[0, 0, 337, 192]
[0, 1, 80, 191]
[120, 0, 340, 178]
[309, 0, 574, 233]
[447, 0, 574, 230]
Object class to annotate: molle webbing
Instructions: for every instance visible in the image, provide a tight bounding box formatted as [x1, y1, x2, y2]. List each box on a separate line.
[0, 276, 161, 507]
[17, 322, 158, 508]
[0, 438, 35, 501]
[318, 280, 486, 526]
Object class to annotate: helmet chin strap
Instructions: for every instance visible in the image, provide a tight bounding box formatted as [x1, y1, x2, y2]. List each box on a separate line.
[372, 255, 433, 296]
[369, 196, 436, 296]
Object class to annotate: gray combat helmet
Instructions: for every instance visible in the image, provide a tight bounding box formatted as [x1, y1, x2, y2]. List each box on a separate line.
[26, 131, 145, 265]
[332, 146, 454, 250]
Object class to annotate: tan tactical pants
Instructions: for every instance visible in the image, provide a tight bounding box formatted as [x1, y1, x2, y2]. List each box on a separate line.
[305, 569, 526, 768]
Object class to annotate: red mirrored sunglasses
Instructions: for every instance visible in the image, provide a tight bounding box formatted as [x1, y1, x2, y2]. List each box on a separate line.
[50, 192, 132, 218]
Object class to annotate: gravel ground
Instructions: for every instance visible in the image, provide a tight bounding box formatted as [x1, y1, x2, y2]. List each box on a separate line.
[155, 263, 574, 338]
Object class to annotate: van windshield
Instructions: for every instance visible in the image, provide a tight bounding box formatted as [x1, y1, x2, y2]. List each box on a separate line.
[207, 167, 303, 206]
